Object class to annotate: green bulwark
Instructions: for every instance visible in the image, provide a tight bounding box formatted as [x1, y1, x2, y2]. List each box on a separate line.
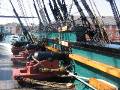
[42, 31, 120, 89]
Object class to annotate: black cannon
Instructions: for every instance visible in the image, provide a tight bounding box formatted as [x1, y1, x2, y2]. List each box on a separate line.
[25, 44, 46, 51]
[33, 51, 68, 61]
[12, 41, 30, 47]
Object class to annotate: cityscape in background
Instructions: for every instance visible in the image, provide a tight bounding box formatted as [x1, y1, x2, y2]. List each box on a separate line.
[0, 23, 38, 35]
[0, 16, 119, 42]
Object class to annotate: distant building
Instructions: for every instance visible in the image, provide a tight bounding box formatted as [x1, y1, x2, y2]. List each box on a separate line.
[0, 25, 5, 41]
[0, 25, 5, 33]
[3, 22, 39, 35]
[102, 16, 120, 42]
[4, 23, 22, 35]
[74, 16, 120, 42]
[2, 16, 120, 42]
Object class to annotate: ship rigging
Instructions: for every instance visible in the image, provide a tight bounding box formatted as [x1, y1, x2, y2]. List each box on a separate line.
[1, 0, 120, 90]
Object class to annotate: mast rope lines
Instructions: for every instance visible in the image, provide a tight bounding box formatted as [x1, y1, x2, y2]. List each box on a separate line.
[73, 0, 101, 44]
[89, 0, 110, 43]
[33, 0, 44, 31]
[16, 0, 30, 27]
[49, 0, 63, 22]
[41, 0, 51, 23]
[27, 0, 36, 25]
[80, 0, 109, 44]
[57, 0, 68, 21]
[36, 0, 49, 25]
[16, 0, 35, 34]
[9, 0, 34, 43]
[68, 0, 74, 17]
[106, 0, 120, 30]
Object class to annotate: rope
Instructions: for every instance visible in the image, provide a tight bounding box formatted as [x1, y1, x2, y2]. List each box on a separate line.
[26, 0, 35, 32]
[88, 0, 96, 18]
[91, 0, 104, 25]
[16, 0, 29, 27]
[91, 0, 110, 44]
[27, 0, 35, 24]
[36, 0, 48, 26]
[68, 0, 74, 17]
[67, 71, 96, 90]
[21, 0, 32, 26]
[36, 0, 42, 9]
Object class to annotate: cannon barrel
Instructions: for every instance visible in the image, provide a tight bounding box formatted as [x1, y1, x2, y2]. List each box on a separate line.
[26, 44, 46, 51]
[12, 41, 30, 47]
[33, 51, 68, 61]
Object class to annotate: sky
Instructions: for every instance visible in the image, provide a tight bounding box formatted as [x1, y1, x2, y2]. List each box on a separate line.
[0, 0, 120, 25]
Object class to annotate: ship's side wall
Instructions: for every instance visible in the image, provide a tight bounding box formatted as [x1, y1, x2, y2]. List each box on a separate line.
[44, 31, 120, 89]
